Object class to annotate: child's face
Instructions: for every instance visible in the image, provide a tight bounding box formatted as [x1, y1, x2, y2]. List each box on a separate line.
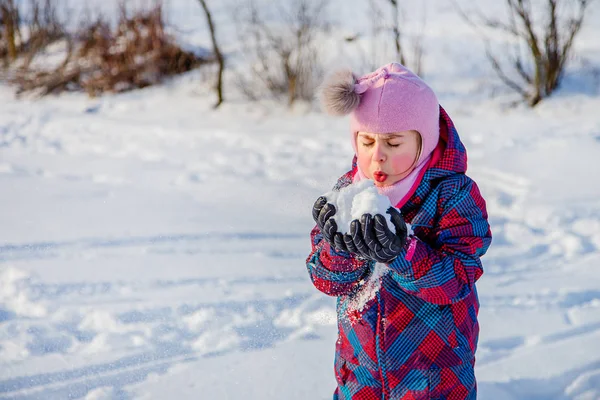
[356, 130, 422, 187]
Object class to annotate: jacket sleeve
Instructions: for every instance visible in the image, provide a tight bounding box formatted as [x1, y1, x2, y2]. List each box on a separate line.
[306, 225, 372, 296]
[387, 178, 492, 305]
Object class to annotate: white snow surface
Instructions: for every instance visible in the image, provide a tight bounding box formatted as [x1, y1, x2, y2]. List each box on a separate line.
[324, 179, 396, 234]
[1, 0, 600, 399]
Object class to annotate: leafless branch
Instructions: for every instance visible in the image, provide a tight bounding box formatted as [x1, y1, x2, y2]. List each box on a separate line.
[12, 2, 212, 97]
[454, 0, 595, 106]
[234, 0, 330, 106]
[197, 0, 225, 108]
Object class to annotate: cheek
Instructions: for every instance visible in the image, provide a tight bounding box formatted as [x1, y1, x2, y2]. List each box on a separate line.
[390, 152, 416, 172]
[357, 151, 369, 165]
[357, 151, 371, 175]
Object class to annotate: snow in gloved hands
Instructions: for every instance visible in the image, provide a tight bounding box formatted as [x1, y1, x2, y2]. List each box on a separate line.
[323, 179, 414, 313]
[323, 179, 397, 234]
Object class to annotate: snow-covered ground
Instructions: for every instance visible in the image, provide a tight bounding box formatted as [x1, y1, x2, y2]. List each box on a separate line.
[2, 0, 600, 399]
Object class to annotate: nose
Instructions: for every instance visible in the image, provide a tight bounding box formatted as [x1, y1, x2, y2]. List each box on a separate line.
[372, 141, 386, 162]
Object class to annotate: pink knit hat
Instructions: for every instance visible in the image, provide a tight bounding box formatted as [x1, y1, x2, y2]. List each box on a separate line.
[320, 62, 440, 165]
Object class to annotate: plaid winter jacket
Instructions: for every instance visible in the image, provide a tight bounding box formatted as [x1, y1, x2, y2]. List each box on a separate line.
[306, 107, 492, 400]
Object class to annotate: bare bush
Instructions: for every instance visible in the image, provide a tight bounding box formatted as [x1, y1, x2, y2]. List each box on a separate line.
[356, 0, 426, 76]
[21, 0, 66, 69]
[454, 0, 596, 106]
[11, 2, 213, 97]
[0, 0, 19, 63]
[234, 0, 330, 107]
[1, 0, 66, 69]
[0, 0, 19, 64]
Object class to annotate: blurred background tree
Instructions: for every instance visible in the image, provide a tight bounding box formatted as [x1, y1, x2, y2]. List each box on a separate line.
[454, 0, 596, 106]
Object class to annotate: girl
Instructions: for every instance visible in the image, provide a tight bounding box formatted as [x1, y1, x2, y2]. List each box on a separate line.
[306, 63, 492, 399]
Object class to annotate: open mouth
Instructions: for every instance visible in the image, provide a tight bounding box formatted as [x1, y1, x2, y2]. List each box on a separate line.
[373, 171, 388, 183]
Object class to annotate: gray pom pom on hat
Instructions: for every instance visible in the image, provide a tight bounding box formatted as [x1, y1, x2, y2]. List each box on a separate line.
[319, 69, 361, 116]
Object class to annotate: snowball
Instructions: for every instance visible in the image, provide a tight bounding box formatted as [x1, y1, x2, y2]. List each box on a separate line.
[324, 179, 396, 234]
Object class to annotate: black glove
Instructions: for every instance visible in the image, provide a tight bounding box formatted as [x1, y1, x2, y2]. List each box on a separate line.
[343, 207, 408, 263]
[312, 196, 348, 252]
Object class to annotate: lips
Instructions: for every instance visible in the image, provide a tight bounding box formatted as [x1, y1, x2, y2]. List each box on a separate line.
[373, 171, 388, 182]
